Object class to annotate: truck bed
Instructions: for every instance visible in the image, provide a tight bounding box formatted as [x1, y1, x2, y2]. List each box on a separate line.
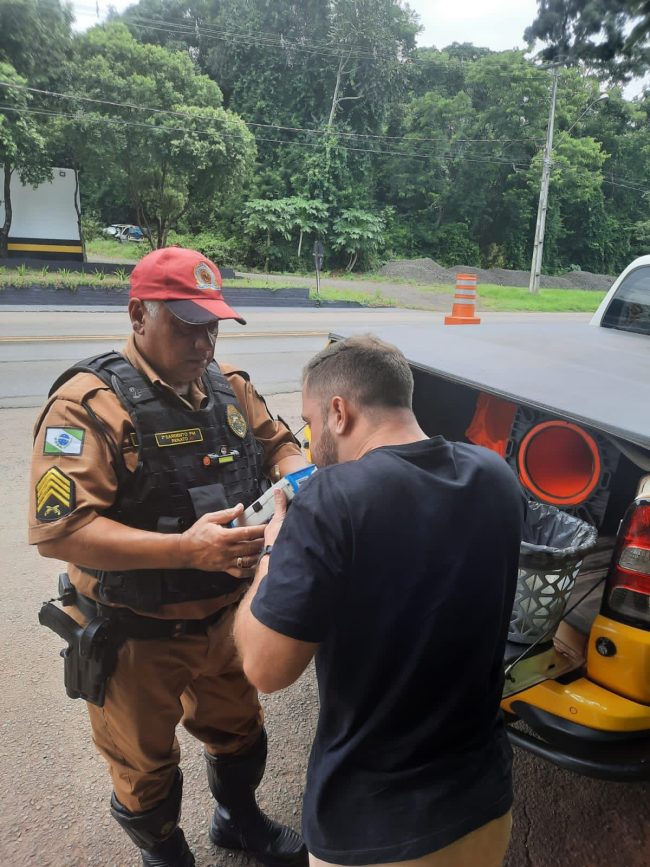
[330, 320, 650, 450]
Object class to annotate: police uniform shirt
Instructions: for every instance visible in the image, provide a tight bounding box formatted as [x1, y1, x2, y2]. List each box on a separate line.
[29, 334, 301, 620]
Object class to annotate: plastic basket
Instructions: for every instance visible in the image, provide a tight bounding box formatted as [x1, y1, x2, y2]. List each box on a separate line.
[508, 501, 598, 644]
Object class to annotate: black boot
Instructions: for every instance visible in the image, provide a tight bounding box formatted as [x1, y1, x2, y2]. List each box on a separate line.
[205, 730, 307, 867]
[110, 769, 195, 867]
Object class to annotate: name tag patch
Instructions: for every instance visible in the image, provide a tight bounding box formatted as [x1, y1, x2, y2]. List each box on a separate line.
[36, 467, 76, 522]
[155, 428, 204, 448]
[43, 427, 85, 456]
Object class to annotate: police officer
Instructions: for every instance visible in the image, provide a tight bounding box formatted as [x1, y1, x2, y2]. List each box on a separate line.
[29, 247, 308, 867]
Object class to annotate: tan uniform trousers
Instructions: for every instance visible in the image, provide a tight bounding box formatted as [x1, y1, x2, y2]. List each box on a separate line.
[86, 607, 263, 813]
[309, 811, 512, 867]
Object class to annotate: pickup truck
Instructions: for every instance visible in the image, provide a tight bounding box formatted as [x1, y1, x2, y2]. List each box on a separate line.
[330, 255, 650, 782]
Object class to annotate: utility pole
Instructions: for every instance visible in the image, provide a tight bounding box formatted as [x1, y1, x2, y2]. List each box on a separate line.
[313, 239, 324, 304]
[529, 66, 560, 295]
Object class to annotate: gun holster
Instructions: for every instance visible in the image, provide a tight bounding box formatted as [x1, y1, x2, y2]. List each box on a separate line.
[38, 573, 121, 707]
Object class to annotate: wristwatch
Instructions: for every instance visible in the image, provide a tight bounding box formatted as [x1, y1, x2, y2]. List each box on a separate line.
[258, 545, 273, 562]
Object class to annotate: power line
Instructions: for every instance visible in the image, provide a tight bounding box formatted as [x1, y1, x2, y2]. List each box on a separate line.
[40, 0, 615, 101]
[126, 15, 559, 81]
[62, 2, 557, 80]
[4, 102, 646, 191]
[603, 177, 650, 194]
[0, 103, 534, 168]
[0, 80, 544, 147]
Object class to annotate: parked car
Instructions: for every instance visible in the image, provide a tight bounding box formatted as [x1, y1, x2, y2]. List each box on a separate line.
[102, 224, 148, 243]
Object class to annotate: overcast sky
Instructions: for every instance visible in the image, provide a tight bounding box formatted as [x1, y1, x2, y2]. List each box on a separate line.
[72, 0, 539, 49]
[410, 0, 538, 51]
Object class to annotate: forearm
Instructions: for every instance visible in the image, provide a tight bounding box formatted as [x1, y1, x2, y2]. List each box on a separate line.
[277, 454, 309, 474]
[37, 504, 265, 577]
[234, 555, 271, 679]
[37, 516, 185, 571]
[234, 553, 317, 693]
[235, 554, 269, 640]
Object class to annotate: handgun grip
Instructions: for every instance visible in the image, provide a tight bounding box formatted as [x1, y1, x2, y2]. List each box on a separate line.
[38, 601, 82, 646]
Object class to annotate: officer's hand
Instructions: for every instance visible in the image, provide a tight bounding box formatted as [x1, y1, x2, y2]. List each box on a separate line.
[179, 505, 264, 578]
[264, 490, 287, 548]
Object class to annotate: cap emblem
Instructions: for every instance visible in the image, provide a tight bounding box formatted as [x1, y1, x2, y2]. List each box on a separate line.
[194, 261, 218, 292]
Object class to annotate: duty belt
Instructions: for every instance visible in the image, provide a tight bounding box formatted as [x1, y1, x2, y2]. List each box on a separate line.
[75, 593, 232, 640]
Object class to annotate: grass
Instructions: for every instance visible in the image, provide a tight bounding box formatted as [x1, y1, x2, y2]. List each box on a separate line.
[311, 286, 396, 307]
[228, 276, 396, 305]
[476, 283, 607, 312]
[86, 237, 149, 261]
[0, 266, 129, 291]
[409, 281, 606, 312]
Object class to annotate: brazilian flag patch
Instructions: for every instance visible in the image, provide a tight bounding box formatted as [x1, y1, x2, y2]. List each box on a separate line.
[43, 427, 85, 456]
[36, 467, 76, 522]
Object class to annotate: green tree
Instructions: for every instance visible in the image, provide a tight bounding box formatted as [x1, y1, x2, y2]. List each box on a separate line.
[528, 132, 608, 271]
[286, 197, 328, 258]
[331, 208, 385, 271]
[65, 23, 255, 248]
[0, 0, 73, 89]
[0, 62, 51, 257]
[123, 0, 418, 212]
[525, 1, 650, 81]
[241, 196, 327, 269]
[242, 198, 296, 271]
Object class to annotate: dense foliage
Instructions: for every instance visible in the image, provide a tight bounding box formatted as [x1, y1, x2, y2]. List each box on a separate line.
[1, 0, 649, 273]
[526, 1, 650, 82]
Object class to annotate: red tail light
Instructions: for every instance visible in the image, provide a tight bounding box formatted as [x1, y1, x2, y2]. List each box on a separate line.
[604, 499, 650, 629]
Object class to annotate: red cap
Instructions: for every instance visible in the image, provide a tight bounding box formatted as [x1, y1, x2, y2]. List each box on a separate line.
[130, 247, 246, 325]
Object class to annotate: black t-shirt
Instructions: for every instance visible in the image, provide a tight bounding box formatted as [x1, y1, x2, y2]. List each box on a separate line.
[252, 437, 524, 865]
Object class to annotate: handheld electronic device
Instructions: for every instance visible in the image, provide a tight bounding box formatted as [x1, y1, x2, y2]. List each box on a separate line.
[231, 465, 316, 527]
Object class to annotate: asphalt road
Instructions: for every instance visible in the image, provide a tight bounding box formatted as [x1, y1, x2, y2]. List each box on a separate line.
[1, 306, 647, 867]
[0, 306, 439, 408]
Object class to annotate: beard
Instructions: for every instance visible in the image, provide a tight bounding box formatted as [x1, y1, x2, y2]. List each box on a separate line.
[313, 424, 338, 467]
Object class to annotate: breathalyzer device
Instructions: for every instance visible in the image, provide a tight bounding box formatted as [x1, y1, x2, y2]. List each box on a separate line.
[231, 465, 316, 527]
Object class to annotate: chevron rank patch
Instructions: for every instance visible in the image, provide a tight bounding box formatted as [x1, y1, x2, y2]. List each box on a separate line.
[36, 467, 76, 522]
[43, 427, 85, 456]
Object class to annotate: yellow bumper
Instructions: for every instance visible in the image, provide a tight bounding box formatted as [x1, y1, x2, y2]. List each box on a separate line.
[586, 615, 650, 705]
[502, 675, 650, 733]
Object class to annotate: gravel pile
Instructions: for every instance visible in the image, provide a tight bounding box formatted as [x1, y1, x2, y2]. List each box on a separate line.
[539, 275, 575, 289]
[487, 268, 574, 289]
[379, 258, 614, 291]
[563, 270, 616, 291]
[449, 264, 576, 289]
[378, 257, 454, 283]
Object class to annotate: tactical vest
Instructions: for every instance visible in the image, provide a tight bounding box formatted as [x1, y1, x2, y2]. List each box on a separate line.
[49, 352, 264, 612]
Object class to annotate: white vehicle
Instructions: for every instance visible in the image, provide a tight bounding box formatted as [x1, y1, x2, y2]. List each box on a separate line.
[102, 224, 147, 243]
[590, 254, 650, 334]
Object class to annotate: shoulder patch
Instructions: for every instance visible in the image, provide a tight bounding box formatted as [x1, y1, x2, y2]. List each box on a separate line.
[43, 427, 85, 456]
[226, 404, 248, 438]
[36, 467, 76, 522]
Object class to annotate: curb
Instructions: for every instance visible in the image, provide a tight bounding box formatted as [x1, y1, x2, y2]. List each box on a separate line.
[0, 285, 363, 309]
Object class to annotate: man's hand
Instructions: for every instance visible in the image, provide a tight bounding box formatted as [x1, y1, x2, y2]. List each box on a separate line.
[264, 490, 287, 548]
[179, 504, 265, 578]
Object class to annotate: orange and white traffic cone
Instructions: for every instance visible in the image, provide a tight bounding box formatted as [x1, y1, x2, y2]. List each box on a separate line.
[444, 273, 481, 325]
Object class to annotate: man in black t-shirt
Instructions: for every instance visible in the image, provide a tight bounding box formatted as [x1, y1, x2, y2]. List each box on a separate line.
[234, 335, 524, 867]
